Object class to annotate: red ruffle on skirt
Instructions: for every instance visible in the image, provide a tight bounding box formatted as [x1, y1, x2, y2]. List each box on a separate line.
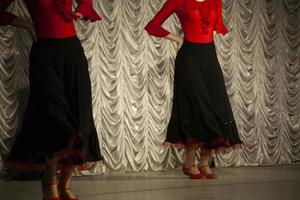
[5, 132, 102, 171]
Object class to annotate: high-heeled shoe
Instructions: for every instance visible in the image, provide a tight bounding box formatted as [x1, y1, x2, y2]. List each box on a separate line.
[182, 164, 207, 179]
[59, 188, 79, 200]
[42, 183, 61, 200]
[198, 165, 218, 179]
[43, 197, 61, 200]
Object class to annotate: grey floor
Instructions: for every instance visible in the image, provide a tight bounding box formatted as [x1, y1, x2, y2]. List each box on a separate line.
[0, 165, 300, 200]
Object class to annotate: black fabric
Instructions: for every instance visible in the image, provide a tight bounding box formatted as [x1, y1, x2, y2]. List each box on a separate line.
[7, 37, 102, 168]
[166, 41, 243, 149]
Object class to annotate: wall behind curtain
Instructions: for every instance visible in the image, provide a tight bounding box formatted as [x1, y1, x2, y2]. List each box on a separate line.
[0, 0, 299, 174]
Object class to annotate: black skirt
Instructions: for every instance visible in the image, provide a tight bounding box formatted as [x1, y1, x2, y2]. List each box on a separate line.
[6, 37, 102, 170]
[166, 41, 243, 150]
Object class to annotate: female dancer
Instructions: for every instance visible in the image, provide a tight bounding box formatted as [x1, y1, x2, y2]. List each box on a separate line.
[145, 0, 243, 179]
[0, 0, 102, 199]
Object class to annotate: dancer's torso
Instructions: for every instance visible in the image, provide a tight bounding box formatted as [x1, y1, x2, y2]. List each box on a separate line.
[24, 0, 76, 38]
[175, 0, 219, 42]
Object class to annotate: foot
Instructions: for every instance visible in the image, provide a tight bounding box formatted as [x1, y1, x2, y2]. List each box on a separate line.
[198, 165, 217, 179]
[183, 164, 201, 174]
[59, 188, 79, 200]
[42, 183, 60, 200]
[182, 164, 206, 179]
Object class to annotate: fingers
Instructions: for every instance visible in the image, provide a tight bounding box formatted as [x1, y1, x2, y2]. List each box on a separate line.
[73, 12, 83, 21]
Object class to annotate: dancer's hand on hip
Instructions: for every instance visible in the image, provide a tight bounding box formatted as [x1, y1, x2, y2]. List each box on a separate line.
[73, 12, 83, 21]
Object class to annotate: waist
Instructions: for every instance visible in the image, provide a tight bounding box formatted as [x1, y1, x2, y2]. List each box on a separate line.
[183, 35, 214, 43]
[34, 36, 81, 49]
[182, 40, 215, 48]
[35, 23, 76, 39]
[183, 28, 215, 43]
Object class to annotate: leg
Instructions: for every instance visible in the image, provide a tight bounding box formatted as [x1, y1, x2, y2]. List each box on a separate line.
[42, 159, 60, 199]
[58, 165, 78, 199]
[182, 143, 206, 179]
[198, 149, 217, 179]
[183, 143, 201, 174]
[199, 149, 212, 171]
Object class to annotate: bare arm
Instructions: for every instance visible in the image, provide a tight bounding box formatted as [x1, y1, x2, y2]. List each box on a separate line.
[166, 33, 183, 48]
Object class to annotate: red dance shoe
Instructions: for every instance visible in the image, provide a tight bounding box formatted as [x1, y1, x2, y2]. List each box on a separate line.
[198, 165, 218, 179]
[43, 197, 60, 200]
[60, 188, 79, 200]
[182, 164, 207, 179]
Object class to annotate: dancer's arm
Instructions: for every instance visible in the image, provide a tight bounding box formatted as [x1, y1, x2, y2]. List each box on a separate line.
[214, 0, 228, 35]
[74, 0, 101, 22]
[145, 0, 183, 45]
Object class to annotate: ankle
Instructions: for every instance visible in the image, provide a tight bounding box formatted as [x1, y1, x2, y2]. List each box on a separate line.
[42, 182, 59, 198]
[58, 185, 71, 191]
[183, 162, 195, 168]
[198, 163, 210, 169]
[59, 188, 77, 199]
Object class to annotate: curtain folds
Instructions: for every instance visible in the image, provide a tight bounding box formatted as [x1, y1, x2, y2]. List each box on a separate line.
[0, 0, 299, 174]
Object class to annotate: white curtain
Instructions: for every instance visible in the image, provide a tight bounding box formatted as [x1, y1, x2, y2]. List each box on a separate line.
[0, 0, 299, 174]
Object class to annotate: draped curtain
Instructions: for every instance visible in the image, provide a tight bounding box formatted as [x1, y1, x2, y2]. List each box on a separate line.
[0, 0, 299, 174]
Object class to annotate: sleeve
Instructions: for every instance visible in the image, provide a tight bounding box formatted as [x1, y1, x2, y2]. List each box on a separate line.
[144, 0, 177, 38]
[0, 0, 17, 25]
[74, 0, 101, 22]
[214, 0, 228, 35]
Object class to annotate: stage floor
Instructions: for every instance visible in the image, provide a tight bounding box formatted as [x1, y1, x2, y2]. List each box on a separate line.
[1, 165, 299, 200]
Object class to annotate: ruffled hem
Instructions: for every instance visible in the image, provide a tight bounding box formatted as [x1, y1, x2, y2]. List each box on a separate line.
[74, 5, 101, 22]
[5, 132, 102, 171]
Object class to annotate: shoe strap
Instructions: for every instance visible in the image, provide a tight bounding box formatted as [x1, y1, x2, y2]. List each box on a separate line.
[183, 163, 196, 169]
[198, 164, 209, 169]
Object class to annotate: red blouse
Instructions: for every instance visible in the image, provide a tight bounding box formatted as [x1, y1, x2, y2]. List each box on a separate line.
[0, 0, 101, 38]
[145, 0, 229, 43]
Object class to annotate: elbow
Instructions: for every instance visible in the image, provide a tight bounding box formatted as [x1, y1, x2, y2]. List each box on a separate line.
[144, 22, 170, 38]
[75, 4, 101, 22]
[214, 23, 229, 35]
[144, 22, 155, 35]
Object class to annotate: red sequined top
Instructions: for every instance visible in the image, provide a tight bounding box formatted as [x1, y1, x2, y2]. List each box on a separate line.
[145, 0, 229, 43]
[0, 0, 101, 38]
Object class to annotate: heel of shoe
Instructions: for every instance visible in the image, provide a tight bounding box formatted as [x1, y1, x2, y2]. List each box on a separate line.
[59, 188, 79, 200]
[198, 164, 218, 179]
[43, 196, 61, 200]
[182, 164, 207, 179]
[189, 173, 206, 179]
